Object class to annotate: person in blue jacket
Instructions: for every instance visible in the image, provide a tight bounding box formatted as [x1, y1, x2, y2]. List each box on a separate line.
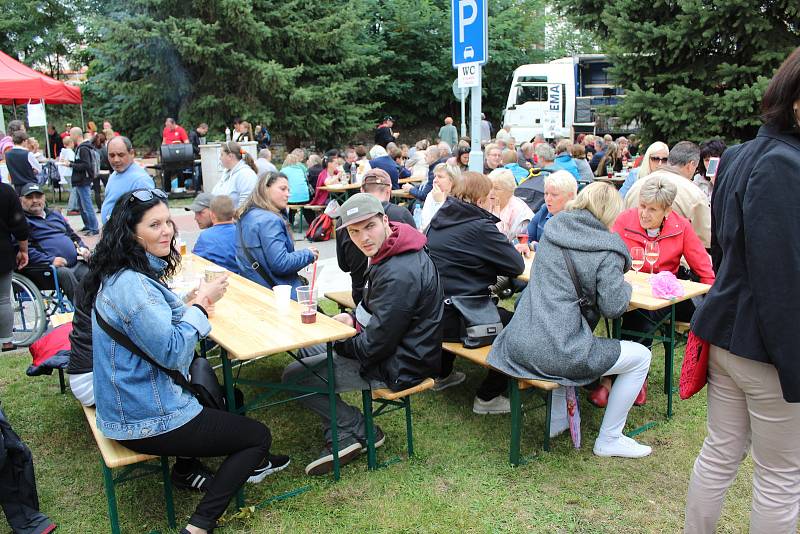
[552, 140, 581, 182]
[235, 172, 319, 298]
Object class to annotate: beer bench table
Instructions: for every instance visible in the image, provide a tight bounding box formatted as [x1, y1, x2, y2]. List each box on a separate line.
[82, 405, 176, 534]
[183, 255, 356, 506]
[324, 291, 356, 312]
[442, 343, 559, 466]
[320, 182, 361, 204]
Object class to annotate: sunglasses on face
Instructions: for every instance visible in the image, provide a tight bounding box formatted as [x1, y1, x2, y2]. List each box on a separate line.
[129, 189, 168, 203]
[650, 156, 669, 164]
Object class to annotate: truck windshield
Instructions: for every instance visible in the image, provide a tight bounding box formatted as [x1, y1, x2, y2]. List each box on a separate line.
[516, 85, 548, 105]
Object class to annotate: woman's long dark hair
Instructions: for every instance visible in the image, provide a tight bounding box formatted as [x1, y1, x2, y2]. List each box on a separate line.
[83, 190, 180, 301]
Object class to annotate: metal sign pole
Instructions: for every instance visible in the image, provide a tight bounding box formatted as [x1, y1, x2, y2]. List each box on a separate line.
[460, 89, 467, 138]
[468, 66, 483, 172]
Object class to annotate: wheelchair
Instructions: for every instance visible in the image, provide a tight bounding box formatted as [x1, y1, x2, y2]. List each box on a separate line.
[11, 264, 72, 347]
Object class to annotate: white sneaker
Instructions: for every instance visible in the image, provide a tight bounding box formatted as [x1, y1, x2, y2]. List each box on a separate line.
[472, 395, 511, 415]
[593, 435, 652, 458]
[432, 371, 466, 392]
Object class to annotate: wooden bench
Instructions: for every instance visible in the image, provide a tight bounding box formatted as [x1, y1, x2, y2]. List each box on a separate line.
[49, 312, 75, 394]
[324, 291, 356, 312]
[362, 378, 435, 470]
[442, 342, 559, 465]
[82, 405, 176, 534]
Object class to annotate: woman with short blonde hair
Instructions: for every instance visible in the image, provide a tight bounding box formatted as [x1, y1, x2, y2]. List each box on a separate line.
[619, 141, 669, 198]
[488, 168, 533, 239]
[566, 181, 623, 228]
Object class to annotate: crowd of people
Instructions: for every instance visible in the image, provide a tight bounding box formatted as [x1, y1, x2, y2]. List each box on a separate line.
[1, 45, 799, 534]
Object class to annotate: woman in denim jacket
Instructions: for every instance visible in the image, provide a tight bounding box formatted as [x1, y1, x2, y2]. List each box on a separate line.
[85, 189, 288, 534]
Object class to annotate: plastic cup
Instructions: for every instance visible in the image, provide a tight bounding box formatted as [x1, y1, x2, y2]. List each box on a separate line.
[204, 265, 226, 283]
[296, 285, 318, 324]
[517, 233, 529, 245]
[273, 285, 292, 308]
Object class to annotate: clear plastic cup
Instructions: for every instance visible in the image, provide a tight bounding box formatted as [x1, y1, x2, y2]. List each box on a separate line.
[296, 285, 318, 324]
[273, 285, 292, 308]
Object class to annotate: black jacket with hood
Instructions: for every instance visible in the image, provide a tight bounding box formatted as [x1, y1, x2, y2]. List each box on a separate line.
[425, 197, 525, 338]
[335, 222, 443, 391]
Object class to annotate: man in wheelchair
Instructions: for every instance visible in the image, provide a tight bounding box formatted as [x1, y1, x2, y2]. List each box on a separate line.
[18, 183, 90, 303]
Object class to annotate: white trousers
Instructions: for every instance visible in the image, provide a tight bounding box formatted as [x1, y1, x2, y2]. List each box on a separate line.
[550, 340, 651, 440]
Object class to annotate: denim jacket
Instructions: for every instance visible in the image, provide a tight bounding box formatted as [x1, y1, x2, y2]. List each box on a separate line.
[92, 254, 211, 440]
[235, 208, 314, 299]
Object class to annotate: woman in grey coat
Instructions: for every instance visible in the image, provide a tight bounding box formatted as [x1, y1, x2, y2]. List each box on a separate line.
[488, 182, 653, 458]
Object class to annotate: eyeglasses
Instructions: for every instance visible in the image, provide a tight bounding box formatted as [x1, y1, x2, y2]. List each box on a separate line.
[128, 189, 168, 203]
[649, 156, 669, 164]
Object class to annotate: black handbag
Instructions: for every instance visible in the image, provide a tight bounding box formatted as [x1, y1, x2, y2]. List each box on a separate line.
[446, 295, 503, 348]
[561, 249, 601, 331]
[94, 306, 232, 411]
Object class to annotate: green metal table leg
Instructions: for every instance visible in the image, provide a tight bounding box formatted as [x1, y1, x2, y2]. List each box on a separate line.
[101, 462, 121, 534]
[219, 349, 244, 508]
[404, 397, 415, 457]
[612, 317, 621, 339]
[509, 380, 522, 466]
[160, 456, 176, 528]
[361, 391, 377, 470]
[665, 304, 676, 418]
[326, 342, 340, 480]
[543, 390, 553, 452]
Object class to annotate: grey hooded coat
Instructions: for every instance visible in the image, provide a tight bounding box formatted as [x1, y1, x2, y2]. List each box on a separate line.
[487, 209, 632, 386]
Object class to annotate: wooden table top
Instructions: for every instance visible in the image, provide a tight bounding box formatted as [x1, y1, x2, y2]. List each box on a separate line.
[181, 255, 356, 360]
[320, 182, 362, 192]
[391, 189, 414, 199]
[515, 253, 711, 311]
[398, 177, 422, 184]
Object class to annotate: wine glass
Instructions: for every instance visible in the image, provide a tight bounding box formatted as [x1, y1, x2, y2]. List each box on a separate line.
[630, 247, 645, 274]
[644, 241, 660, 275]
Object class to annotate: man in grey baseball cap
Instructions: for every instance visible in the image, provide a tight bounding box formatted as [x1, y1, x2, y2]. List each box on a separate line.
[185, 192, 215, 229]
[283, 191, 443, 477]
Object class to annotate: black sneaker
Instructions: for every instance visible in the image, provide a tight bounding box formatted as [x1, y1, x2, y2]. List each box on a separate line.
[304, 440, 362, 476]
[247, 453, 291, 483]
[359, 425, 386, 453]
[171, 460, 214, 492]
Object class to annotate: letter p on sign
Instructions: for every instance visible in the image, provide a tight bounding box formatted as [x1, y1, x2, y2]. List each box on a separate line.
[459, 0, 477, 42]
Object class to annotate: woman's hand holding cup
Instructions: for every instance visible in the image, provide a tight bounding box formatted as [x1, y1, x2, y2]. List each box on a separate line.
[197, 274, 228, 310]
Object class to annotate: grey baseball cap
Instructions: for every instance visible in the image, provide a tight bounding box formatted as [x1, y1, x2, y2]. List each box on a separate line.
[185, 192, 214, 212]
[337, 193, 385, 228]
[20, 183, 44, 196]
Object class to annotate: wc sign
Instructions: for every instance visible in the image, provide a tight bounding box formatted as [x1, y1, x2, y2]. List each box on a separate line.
[451, 0, 488, 68]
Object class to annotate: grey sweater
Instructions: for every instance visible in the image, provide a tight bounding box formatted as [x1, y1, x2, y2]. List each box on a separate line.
[488, 209, 632, 386]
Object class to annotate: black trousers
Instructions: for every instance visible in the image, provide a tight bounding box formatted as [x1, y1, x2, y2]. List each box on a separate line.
[621, 299, 696, 347]
[125, 408, 271, 531]
[441, 306, 513, 401]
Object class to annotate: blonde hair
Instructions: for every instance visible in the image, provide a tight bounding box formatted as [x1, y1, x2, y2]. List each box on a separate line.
[639, 175, 678, 209]
[235, 172, 288, 222]
[433, 163, 463, 190]
[282, 153, 299, 167]
[637, 141, 670, 179]
[488, 168, 516, 192]
[566, 182, 623, 228]
[544, 170, 578, 195]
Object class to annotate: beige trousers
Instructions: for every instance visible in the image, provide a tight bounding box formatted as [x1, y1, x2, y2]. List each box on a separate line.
[684, 345, 800, 533]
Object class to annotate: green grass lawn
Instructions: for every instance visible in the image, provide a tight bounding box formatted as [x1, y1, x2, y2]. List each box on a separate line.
[0, 302, 756, 533]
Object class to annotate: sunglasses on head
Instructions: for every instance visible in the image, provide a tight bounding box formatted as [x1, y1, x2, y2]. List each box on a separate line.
[650, 156, 669, 164]
[128, 189, 168, 203]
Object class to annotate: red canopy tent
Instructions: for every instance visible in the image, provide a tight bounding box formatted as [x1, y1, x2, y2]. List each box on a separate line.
[0, 50, 82, 105]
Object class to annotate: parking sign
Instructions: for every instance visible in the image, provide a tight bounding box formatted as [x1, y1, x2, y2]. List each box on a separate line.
[451, 0, 488, 67]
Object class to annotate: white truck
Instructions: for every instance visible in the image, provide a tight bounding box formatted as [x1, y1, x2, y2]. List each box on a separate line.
[502, 54, 631, 143]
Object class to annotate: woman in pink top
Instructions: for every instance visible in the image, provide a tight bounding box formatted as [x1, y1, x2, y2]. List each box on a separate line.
[308, 150, 344, 206]
[488, 168, 533, 240]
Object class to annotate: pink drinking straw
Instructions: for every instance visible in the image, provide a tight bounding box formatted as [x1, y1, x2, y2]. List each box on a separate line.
[309, 261, 318, 295]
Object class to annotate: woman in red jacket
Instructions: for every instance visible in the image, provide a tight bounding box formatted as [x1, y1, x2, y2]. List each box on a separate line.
[589, 175, 715, 407]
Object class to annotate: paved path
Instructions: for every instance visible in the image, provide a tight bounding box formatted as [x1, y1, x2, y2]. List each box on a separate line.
[66, 208, 352, 295]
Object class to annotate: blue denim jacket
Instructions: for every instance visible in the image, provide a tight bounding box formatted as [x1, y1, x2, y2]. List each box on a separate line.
[92, 254, 211, 440]
[235, 208, 314, 299]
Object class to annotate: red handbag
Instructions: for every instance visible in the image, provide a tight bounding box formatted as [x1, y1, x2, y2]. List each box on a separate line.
[679, 330, 710, 399]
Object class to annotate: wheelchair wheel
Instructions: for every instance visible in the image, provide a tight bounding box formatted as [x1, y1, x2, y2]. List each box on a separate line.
[10, 273, 47, 346]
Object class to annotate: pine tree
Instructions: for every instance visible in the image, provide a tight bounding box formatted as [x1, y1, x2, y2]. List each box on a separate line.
[553, 0, 800, 144]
